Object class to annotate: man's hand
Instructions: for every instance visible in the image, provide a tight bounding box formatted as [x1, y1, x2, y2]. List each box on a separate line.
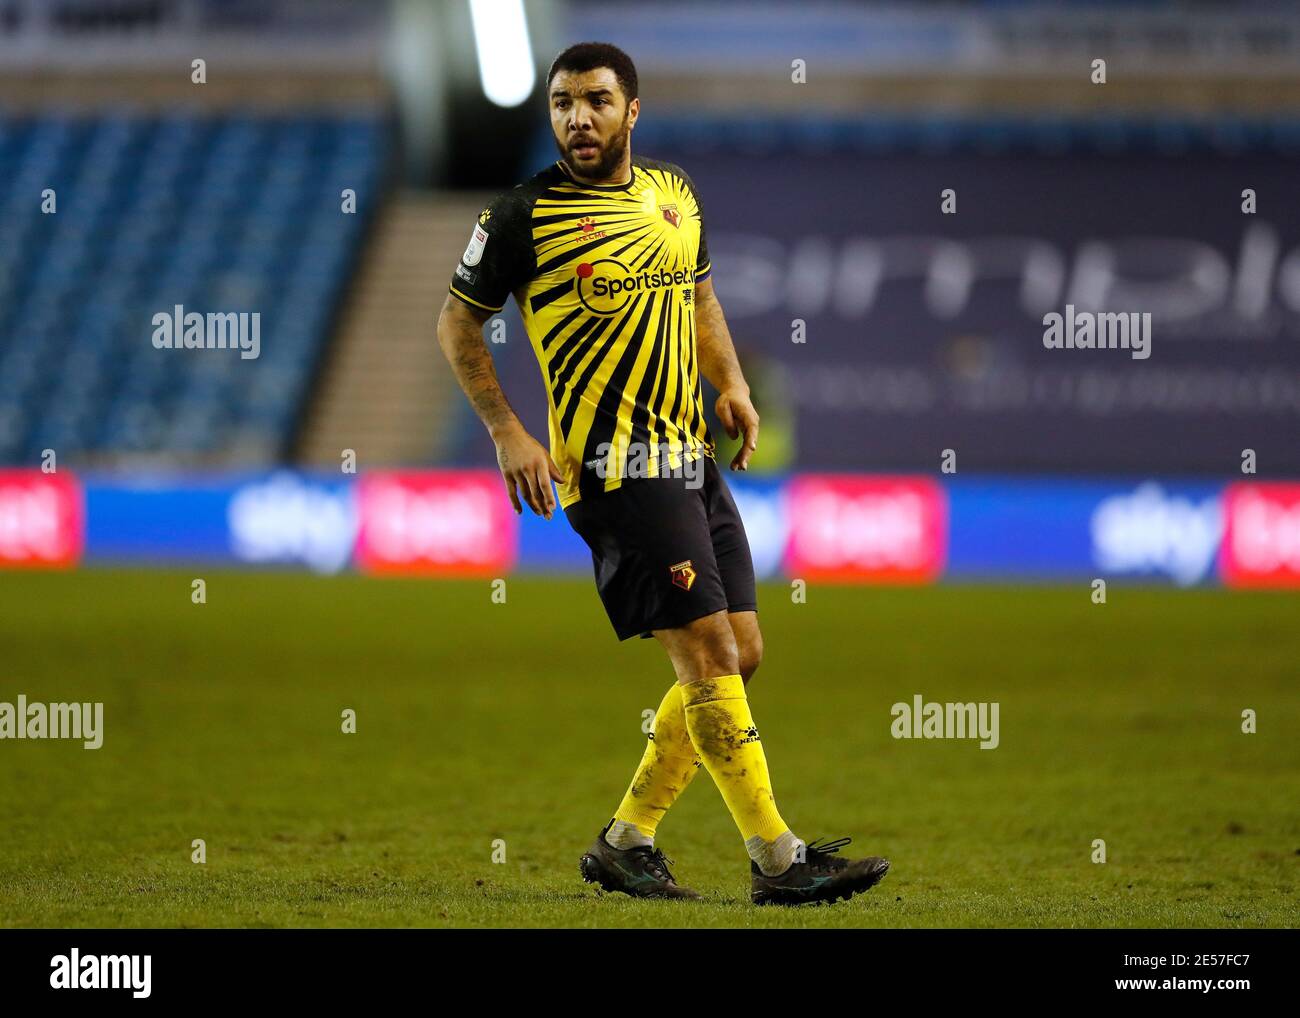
[715, 389, 760, 471]
[695, 279, 758, 471]
[492, 421, 564, 518]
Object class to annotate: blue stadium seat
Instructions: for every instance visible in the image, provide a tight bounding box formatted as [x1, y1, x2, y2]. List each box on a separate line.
[0, 111, 389, 463]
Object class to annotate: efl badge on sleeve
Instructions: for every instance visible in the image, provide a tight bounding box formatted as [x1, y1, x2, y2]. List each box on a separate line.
[462, 224, 488, 266]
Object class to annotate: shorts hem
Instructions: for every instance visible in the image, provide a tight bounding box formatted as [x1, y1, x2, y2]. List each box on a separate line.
[616, 600, 731, 642]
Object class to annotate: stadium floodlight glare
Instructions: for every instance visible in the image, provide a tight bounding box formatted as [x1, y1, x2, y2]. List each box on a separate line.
[469, 0, 535, 108]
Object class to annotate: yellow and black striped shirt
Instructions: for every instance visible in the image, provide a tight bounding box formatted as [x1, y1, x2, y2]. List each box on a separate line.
[449, 155, 714, 507]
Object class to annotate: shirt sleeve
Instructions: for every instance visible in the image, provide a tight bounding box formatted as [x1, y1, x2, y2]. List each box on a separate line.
[448, 190, 534, 313]
[695, 200, 711, 283]
[671, 164, 711, 282]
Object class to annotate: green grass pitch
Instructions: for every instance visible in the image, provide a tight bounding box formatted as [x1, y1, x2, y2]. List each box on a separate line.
[1, 569, 1296, 928]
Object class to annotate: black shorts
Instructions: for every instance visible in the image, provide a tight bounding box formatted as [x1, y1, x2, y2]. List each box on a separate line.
[564, 456, 758, 641]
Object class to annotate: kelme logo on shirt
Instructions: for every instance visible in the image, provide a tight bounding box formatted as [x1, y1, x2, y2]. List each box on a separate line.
[576, 258, 695, 316]
[574, 216, 606, 244]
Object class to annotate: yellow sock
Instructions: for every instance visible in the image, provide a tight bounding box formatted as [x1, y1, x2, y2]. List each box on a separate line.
[611, 683, 702, 840]
[680, 674, 790, 844]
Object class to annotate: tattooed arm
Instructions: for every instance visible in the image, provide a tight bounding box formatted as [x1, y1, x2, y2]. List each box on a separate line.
[694, 276, 759, 471]
[436, 294, 562, 518]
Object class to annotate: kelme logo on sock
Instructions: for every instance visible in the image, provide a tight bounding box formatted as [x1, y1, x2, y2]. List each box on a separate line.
[739, 725, 761, 745]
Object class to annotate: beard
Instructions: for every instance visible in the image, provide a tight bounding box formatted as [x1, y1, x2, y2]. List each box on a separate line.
[555, 115, 631, 181]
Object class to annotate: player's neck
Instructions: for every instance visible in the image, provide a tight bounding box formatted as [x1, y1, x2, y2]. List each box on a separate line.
[561, 153, 633, 188]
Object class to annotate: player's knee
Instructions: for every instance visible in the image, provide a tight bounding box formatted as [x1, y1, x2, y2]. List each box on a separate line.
[702, 634, 741, 680]
[677, 613, 741, 681]
[738, 632, 763, 684]
[660, 612, 752, 684]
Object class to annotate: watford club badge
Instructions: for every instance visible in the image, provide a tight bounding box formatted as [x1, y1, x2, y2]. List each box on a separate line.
[670, 559, 697, 591]
[660, 203, 681, 228]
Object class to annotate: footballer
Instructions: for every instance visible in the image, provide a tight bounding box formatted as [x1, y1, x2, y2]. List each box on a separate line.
[437, 42, 890, 905]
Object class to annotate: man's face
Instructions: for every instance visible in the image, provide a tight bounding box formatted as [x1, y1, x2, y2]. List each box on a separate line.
[548, 67, 638, 181]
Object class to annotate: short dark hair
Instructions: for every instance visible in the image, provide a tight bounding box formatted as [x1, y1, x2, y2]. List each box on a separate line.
[547, 42, 638, 103]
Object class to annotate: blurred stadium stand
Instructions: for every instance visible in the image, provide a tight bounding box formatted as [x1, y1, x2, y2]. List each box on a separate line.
[296, 193, 480, 467]
[2, 0, 1299, 583]
[4, 0, 1300, 472]
[0, 111, 386, 464]
[0, 0, 564, 470]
